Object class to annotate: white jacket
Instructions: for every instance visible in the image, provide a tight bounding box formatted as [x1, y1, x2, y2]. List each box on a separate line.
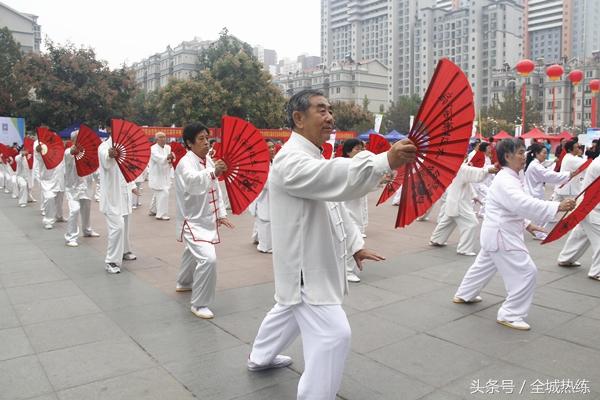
[556, 154, 586, 196]
[582, 157, 600, 225]
[270, 132, 391, 305]
[98, 138, 133, 216]
[148, 143, 172, 190]
[525, 158, 570, 199]
[445, 163, 490, 217]
[64, 148, 95, 200]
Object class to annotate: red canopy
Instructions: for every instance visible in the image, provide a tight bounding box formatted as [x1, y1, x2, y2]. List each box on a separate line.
[546, 131, 573, 141]
[493, 130, 512, 140]
[521, 127, 546, 140]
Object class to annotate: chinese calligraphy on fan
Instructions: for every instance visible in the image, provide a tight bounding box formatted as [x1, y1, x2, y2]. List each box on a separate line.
[469, 379, 591, 395]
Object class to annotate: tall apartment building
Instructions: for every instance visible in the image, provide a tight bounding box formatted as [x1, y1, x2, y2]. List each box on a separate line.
[133, 37, 213, 92]
[526, 0, 600, 64]
[253, 46, 277, 69]
[0, 1, 41, 53]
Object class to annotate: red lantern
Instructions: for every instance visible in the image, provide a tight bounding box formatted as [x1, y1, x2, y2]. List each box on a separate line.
[590, 79, 600, 94]
[567, 70, 583, 86]
[516, 59, 535, 77]
[546, 64, 564, 81]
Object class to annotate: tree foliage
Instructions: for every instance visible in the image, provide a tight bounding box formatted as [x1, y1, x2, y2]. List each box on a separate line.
[0, 27, 23, 115]
[479, 91, 542, 135]
[332, 101, 374, 132]
[383, 95, 422, 133]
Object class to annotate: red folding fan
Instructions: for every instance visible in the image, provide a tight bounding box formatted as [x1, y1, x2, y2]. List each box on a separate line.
[377, 166, 406, 205]
[335, 143, 343, 158]
[73, 124, 102, 177]
[170, 142, 187, 169]
[110, 119, 151, 183]
[366, 133, 391, 155]
[213, 116, 270, 215]
[24, 137, 34, 169]
[322, 142, 333, 159]
[468, 151, 485, 168]
[542, 175, 600, 244]
[392, 58, 475, 228]
[554, 148, 566, 172]
[3, 146, 18, 172]
[36, 127, 64, 169]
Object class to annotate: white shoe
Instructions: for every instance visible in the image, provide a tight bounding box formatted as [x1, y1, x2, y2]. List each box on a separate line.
[416, 216, 429, 221]
[122, 252, 137, 261]
[247, 355, 293, 371]
[191, 306, 214, 319]
[429, 241, 446, 247]
[132, 205, 137, 210]
[175, 283, 192, 292]
[558, 261, 581, 267]
[43, 224, 53, 230]
[156, 216, 170, 221]
[105, 263, 121, 274]
[497, 319, 530, 331]
[19, 204, 27, 208]
[257, 247, 273, 254]
[347, 272, 361, 283]
[66, 241, 79, 247]
[361, 233, 367, 238]
[453, 295, 482, 304]
[41, 211, 46, 216]
[83, 231, 100, 237]
[457, 251, 477, 256]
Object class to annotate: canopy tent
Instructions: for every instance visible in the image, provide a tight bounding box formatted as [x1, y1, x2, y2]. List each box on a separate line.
[358, 129, 376, 141]
[385, 130, 407, 142]
[546, 131, 573, 141]
[58, 122, 107, 139]
[521, 127, 547, 140]
[493, 130, 512, 140]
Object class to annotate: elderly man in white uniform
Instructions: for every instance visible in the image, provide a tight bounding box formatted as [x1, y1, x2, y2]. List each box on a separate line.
[63, 130, 100, 247]
[98, 128, 137, 274]
[251, 139, 276, 254]
[148, 132, 173, 220]
[429, 161, 497, 256]
[556, 156, 600, 278]
[174, 122, 233, 319]
[15, 146, 33, 207]
[33, 138, 65, 229]
[454, 139, 575, 331]
[554, 140, 585, 202]
[247, 90, 417, 400]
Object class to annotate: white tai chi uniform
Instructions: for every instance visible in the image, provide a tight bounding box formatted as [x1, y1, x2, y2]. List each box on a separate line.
[524, 158, 570, 239]
[63, 148, 96, 243]
[15, 154, 33, 206]
[0, 161, 5, 190]
[249, 132, 389, 400]
[455, 168, 559, 324]
[253, 172, 272, 253]
[33, 140, 65, 228]
[148, 143, 172, 218]
[430, 163, 491, 254]
[174, 151, 226, 308]
[557, 157, 600, 278]
[554, 153, 585, 202]
[98, 138, 134, 266]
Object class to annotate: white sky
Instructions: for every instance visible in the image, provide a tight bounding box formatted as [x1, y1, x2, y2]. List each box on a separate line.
[12, 0, 321, 68]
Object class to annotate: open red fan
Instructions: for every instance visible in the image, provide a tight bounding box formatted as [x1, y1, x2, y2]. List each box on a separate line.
[110, 119, 151, 183]
[468, 151, 485, 168]
[322, 142, 333, 159]
[36, 127, 64, 169]
[73, 124, 102, 177]
[377, 166, 406, 205]
[213, 116, 270, 215]
[392, 58, 475, 228]
[3, 146, 18, 172]
[366, 133, 391, 154]
[170, 142, 187, 169]
[24, 137, 34, 169]
[335, 143, 343, 158]
[542, 176, 600, 244]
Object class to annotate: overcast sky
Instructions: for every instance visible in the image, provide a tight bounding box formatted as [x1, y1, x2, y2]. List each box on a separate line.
[12, 0, 321, 68]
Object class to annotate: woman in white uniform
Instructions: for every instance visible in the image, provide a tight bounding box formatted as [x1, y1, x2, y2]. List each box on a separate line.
[454, 138, 575, 330]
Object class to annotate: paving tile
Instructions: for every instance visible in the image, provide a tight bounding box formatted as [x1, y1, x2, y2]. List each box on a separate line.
[474, 304, 577, 334]
[367, 275, 449, 298]
[367, 333, 492, 387]
[13, 294, 101, 325]
[547, 316, 600, 352]
[212, 306, 275, 344]
[533, 286, 600, 315]
[6, 280, 85, 305]
[0, 265, 68, 288]
[56, 367, 194, 400]
[0, 327, 34, 361]
[372, 297, 466, 332]
[347, 312, 415, 354]
[228, 378, 299, 400]
[164, 344, 298, 400]
[343, 284, 406, 312]
[80, 278, 170, 311]
[0, 355, 54, 400]
[38, 338, 156, 390]
[547, 273, 600, 298]
[24, 313, 126, 353]
[0, 303, 20, 329]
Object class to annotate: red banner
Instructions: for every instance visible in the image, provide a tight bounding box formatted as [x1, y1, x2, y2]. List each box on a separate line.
[141, 126, 357, 141]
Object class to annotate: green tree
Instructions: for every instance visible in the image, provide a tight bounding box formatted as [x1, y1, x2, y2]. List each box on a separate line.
[383, 94, 422, 133]
[129, 90, 159, 126]
[479, 90, 542, 136]
[0, 27, 23, 115]
[332, 101, 374, 131]
[197, 28, 255, 71]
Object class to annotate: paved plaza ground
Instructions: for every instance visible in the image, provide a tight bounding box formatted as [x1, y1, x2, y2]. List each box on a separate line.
[1, 183, 599, 400]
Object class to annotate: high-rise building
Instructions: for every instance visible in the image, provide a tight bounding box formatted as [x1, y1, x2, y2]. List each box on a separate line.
[253, 46, 278, 69]
[0, 1, 41, 53]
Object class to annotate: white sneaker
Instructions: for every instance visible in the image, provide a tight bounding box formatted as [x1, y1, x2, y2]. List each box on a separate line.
[43, 224, 53, 230]
[257, 247, 273, 254]
[83, 231, 100, 237]
[347, 272, 361, 283]
[429, 241, 446, 247]
[105, 263, 121, 274]
[247, 355, 293, 371]
[497, 319, 530, 331]
[156, 216, 170, 221]
[66, 241, 79, 247]
[19, 204, 27, 208]
[175, 283, 192, 292]
[457, 251, 477, 256]
[191, 305, 214, 319]
[123, 252, 137, 261]
[453, 295, 482, 304]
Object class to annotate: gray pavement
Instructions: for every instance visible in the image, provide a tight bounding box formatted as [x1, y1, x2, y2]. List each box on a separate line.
[1, 185, 599, 400]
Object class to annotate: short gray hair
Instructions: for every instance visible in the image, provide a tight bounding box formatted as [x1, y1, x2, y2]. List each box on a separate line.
[285, 89, 325, 129]
[496, 138, 525, 167]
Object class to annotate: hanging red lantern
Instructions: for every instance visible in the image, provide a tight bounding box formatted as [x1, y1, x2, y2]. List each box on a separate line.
[516, 59, 535, 77]
[546, 64, 564, 81]
[567, 70, 583, 86]
[589, 79, 600, 94]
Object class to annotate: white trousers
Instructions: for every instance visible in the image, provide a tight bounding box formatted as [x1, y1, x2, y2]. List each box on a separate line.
[176, 232, 217, 307]
[42, 190, 59, 226]
[0, 170, 4, 188]
[250, 295, 351, 400]
[132, 182, 142, 206]
[16, 177, 28, 206]
[455, 248, 537, 322]
[256, 217, 272, 252]
[104, 213, 131, 265]
[149, 188, 169, 218]
[430, 212, 479, 253]
[558, 221, 600, 278]
[11, 175, 18, 198]
[65, 194, 92, 243]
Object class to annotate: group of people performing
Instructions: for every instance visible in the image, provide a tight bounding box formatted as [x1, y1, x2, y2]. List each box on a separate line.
[1, 88, 599, 400]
